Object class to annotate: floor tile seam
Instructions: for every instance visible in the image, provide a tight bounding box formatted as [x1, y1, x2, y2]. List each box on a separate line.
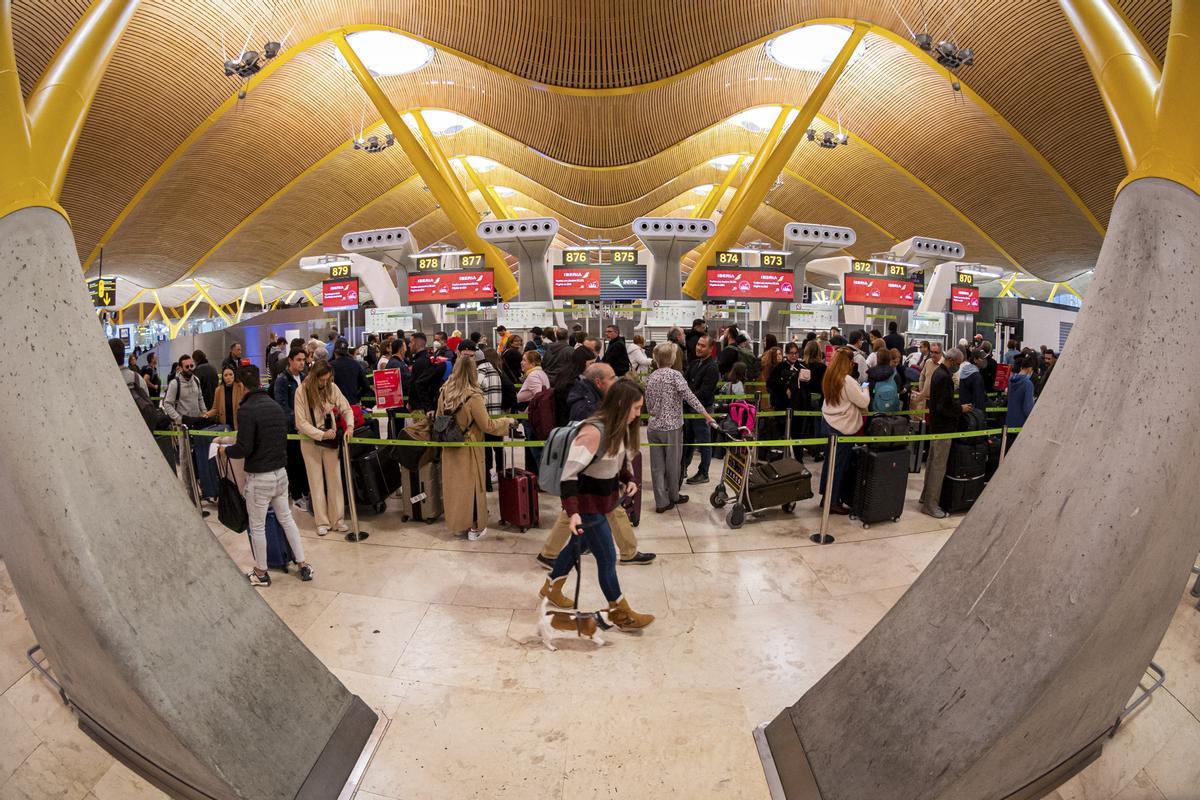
[1, 666, 33, 698]
[1160, 682, 1200, 729]
[384, 602, 437, 677]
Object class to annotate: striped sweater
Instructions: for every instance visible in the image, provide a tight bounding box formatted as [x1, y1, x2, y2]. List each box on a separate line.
[560, 421, 634, 515]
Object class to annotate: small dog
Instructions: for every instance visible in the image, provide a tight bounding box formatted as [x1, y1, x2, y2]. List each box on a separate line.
[537, 597, 609, 651]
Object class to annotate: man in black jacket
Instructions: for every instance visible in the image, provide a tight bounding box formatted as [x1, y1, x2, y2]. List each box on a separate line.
[567, 363, 615, 421]
[192, 349, 219, 409]
[407, 333, 444, 412]
[601, 325, 631, 377]
[220, 363, 313, 586]
[919, 348, 973, 519]
[684, 319, 707, 362]
[682, 335, 720, 484]
[273, 348, 310, 504]
[542, 328, 573, 384]
[883, 321, 905, 352]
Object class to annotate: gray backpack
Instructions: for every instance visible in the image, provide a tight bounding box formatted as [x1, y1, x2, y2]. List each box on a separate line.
[538, 420, 605, 496]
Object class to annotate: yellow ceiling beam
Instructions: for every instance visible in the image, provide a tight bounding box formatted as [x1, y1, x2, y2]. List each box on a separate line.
[116, 287, 148, 313]
[168, 294, 205, 339]
[693, 155, 745, 219]
[255, 283, 266, 309]
[77, 18, 1107, 279]
[234, 288, 249, 323]
[301, 290, 318, 307]
[998, 272, 1021, 297]
[685, 24, 868, 299]
[334, 33, 517, 301]
[413, 111, 478, 217]
[1060, 281, 1083, 299]
[719, 109, 791, 227]
[0, 0, 138, 218]
[458, 157, 513, 220]
[191, 280, 233, 325]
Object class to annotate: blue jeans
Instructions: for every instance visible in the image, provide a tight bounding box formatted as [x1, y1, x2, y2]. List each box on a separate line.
[818, 420, 855, 507]
[681, 416, 712, 478]
[549, 512, 620, 603]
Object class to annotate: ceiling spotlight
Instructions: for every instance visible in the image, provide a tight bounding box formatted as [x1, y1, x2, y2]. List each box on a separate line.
[915, 33, 976, 70]
[222, 40, 284, 95]
[806, 129, 849, 149]
[353, 133, 395, 153]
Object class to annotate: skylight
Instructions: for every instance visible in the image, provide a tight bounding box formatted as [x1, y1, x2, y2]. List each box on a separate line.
[765, 25, 867, 72]
[335, 31, 433, 77]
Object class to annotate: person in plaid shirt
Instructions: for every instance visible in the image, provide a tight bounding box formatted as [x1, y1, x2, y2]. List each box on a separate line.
[471, 341, 504, 489]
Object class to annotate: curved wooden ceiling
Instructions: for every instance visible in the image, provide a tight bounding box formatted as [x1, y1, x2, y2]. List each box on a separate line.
[12, 0, 1172, 292]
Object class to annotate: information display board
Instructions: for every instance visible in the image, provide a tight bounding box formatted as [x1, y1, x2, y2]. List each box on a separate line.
[645, 299, 704, 328]
[951, 284, 981, 313]
[329, 263, 351, 278]
[415, 255, 441, 271]
[706, 269, 795, 300]
[553, 267, 601, 299]
[786, 303, 838, 331]
[909, 312, 947, 337]
[563, 250, 590, 265]
[365, 306, 416, 334]
[599, 261, 647, 301]
[373, 369, 403, 409]
[497, 301, 554, 329]
[407, 271, 495, 303]
[842, 275, 915, 308]
[715, 251, 744, 267]
[88, 277, 116, 307]
[322, 278, 360, 311]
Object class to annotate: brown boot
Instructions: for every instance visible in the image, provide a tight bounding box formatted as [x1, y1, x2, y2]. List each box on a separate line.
[607, 597, 655, 630]
[539, 576, 574, 609]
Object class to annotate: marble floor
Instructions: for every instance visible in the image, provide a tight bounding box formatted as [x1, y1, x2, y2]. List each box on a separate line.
[0, 450, 1198, 799]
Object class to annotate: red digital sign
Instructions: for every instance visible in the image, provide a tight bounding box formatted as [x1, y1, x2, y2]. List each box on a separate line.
[951, 284, 980, 313]
[322, 278, 360, 311]
[842, 275, 915, 308]
[705, 269, 795, 300]
[407, 271, 495, 303]
[553, 268, 601, 298]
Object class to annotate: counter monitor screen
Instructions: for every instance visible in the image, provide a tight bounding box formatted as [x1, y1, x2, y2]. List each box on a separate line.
[553, 267, 601, 299]
[407, 271, 495, 303]
[842, 275, 915, 308]
[322, 278, 360, 311]
[951, 284, 981, 313]
[705, 269, 795, 300]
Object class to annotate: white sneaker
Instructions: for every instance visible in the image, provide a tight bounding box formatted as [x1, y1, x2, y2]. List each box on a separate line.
[317, 526, 329, 536]
[295, 497, 312, 513]
[467, 527, 488, 542]
[334, 521, 349, 533]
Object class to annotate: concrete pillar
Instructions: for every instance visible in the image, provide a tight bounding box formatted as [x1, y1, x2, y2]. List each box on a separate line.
[0, 206, 375, 798]
[758, 177, 1200, 798]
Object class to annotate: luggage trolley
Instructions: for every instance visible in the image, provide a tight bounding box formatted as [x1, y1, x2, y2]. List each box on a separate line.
[709, 402, 812, 529]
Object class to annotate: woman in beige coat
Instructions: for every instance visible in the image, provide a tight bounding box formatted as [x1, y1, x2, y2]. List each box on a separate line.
[294, 360, 355, 536]
[436, 354, 514, 541]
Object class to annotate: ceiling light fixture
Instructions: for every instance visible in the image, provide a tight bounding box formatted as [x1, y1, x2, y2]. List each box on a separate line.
[353, 133, 395, 153]
[407, 109, 475, 136]
[806, 128, 850, 149]
[765, 25, 867, 72]
[334, 30, 434, 77]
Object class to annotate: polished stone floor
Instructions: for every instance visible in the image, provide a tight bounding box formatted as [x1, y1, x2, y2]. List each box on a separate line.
[0, 449, 1197, 799]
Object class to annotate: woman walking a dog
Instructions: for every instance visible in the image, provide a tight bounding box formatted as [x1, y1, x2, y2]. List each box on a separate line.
[537, 380, 655, 631]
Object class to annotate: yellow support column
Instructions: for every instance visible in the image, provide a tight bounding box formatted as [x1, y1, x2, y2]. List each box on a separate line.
[717, 110, 790, 226]
[692, 155, 745, 219]
[26, 0, 141, 200]
[191, 280, 233, 325]
[235, 288, 249, 323]
[458, 157, 512, 220]
[685, 24, 868, 298]
[1142, 0, 1200, 191]
[302, 290, 318, 307]
[334, 33, 518, 299]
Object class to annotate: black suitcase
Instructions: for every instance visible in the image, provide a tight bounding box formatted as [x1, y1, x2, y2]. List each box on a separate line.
[942, 473, 984, 513]
[866, 414, 909, 447]
[984, 436, 1002, 482]
[350, 450, 397, 515]
[747, 457, 813, 509]
[908, 418, 927, 473]
[850, 446, 908, 526]
[620, 451, 643, 526]
[947, 441, 988, 479]
[347, 424, 377, 459]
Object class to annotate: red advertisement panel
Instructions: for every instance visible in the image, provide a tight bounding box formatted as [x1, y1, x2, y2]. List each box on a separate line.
[322, 278, 360, 311]
[553, 268, 601, 298]
[407, 271, 495, 303]
[373, 369, 403, 409]
[951, 284, 981, 313]
[705, 269, 795, 300]
[994, 363, 1012, 391]
[842, 275, 915, 308]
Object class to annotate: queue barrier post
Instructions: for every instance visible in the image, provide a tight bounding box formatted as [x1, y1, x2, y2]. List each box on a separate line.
[809, 432, 837, 545]
[177, 424, 203, 512]
[999, 425, 1010, 463]
[339, 434, 369, 543]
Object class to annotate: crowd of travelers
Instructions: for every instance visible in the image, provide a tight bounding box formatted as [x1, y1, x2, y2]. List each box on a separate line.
[113, 318, 1056, 624]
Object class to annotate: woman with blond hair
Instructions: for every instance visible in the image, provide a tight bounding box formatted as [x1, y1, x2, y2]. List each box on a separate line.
[437, 355, 515, 540]
[819, 347, 870, 515]
[294, 360, 354, 536]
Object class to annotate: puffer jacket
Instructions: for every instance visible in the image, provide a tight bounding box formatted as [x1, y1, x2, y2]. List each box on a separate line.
[224, 389, 290, 473]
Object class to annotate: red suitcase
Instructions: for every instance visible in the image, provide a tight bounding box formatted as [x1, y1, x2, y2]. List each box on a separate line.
[498, 435, 539, 532]
[621, 451, 643, 527]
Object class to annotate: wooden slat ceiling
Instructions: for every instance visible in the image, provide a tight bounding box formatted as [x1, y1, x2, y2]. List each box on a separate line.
[12, 0, 1171, 291]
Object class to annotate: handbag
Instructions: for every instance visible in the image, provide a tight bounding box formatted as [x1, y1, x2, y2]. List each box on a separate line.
[432, 402, 469, 443]
[215, 454, 248, 533]
[316, 412, 342, 449]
